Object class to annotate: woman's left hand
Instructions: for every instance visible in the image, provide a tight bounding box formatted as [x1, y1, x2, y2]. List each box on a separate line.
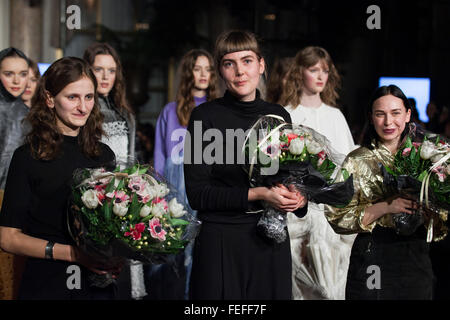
[272, 184, 307, 212]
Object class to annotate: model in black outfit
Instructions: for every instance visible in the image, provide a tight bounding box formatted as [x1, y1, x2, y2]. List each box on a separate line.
[0, 57, 118, 300]
[184, 30, 308, 300]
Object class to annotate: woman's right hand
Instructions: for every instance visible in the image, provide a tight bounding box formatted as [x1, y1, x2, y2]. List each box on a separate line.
[263, 186, 302, 212]
[70, 246, 122, 278]
[385, 197, 418, 215]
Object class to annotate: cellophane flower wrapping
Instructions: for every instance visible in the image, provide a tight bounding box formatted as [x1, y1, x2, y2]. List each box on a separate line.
[382, 124, 449, 238]
[68, 161, 201, 286]
[242, 115, 354, 243]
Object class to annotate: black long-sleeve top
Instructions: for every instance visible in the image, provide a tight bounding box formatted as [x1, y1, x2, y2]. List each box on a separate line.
[0, 136, 115, 244]
[184, 90, 307, 224]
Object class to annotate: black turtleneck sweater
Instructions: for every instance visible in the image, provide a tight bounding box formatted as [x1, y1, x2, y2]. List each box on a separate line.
[184, 90, 307, 224]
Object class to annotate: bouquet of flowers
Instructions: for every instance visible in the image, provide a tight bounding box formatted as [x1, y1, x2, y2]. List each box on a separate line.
[68, 163, 201, 286]
[243, 115, 354, 243]
[382, 124, 449, 240]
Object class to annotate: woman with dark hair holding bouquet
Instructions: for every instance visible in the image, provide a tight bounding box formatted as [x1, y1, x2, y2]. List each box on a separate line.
[325, 85, 447, 299]
[184, 30, 307, 300]
[0, 57, 117, 300]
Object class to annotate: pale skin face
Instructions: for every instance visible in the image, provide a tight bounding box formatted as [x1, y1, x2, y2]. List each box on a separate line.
[371, 94, 411, 153]
[22, 67, 39, 107]
[302, 60, 329, 96]
[220, 50, 265, 102]
[192, 55, 211, 97]
[92, 54, 117, 97]
[46, 76, 95, 136]
[0, 57, 29, 97]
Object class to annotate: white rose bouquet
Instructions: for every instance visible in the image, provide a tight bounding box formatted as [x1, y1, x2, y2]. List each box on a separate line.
[68, 163, 201, 271]
[242, 115, 354, 243]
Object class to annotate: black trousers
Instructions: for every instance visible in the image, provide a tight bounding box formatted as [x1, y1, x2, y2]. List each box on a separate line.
[189, 221, 292, 300]
[346, 226, 433, 300]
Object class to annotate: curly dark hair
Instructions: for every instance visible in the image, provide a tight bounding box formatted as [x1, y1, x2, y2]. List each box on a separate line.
[175, 49, 219, 126]
[279, 46, 341, 108]
[26, 57, 104, 160]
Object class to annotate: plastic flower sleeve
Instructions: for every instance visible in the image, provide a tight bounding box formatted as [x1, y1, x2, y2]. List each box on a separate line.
[242, 115, 354, 243]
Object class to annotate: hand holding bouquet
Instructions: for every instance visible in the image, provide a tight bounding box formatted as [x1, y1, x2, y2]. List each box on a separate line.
[382, 124, 449, 240]
[68, 163, 201, 286]
[243, 115, 354, 243]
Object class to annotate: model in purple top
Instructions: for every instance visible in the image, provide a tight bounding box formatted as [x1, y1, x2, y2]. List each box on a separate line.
[149, 49, 219, 300]
[154, 95, 207, 175]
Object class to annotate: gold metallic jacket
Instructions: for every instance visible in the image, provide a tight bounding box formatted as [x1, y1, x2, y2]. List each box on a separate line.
[325, 141, 448, 241]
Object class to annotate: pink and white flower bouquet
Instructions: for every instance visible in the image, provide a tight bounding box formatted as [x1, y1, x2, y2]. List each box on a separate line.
[382, 124, 449, 240]
[68, 163, 201, 268]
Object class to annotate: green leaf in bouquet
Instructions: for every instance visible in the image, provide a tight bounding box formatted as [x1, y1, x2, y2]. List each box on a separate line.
[113, 165, 121, 173]
[103, 200, 113, 222]
[138, 167, 148, 175]
[384, 165, 397, 177]
[169, 218, 189, 226]
[81, 206, 99, 226]
[116, 178, 125, 190]
[105, 177, 116, 194]
[129, 193, 142, 223]
[342, 168, 350, 181]
[418, 170, 428, 182]
[404, 137, 413, 149]
[309, 154, 319, 169]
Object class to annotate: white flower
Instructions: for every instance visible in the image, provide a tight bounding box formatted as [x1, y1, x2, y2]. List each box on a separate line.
[137, 184, 158, 203]
[289, 138, 305, 155]
[151, 202, 167, 218]
[420, 141, 437, 160]
[281, 129, 293, 136]
[168, 198, 186, 218]
[306, 139, 323, 155]
[113, 201, 129, 217]
[155, 183, 170, 198]
[431, 153, 445, 164]
[81, 189, 99, 209]
[139, 205, 151, 217]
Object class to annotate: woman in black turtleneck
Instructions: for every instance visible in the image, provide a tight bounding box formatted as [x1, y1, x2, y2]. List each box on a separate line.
[184, 30, 308, 300]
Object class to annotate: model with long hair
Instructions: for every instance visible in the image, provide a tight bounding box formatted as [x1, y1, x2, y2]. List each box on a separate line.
[279, 46, 356, 300]
[151, 48, 218, 299]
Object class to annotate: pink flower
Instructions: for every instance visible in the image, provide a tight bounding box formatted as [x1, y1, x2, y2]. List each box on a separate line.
[124, 223, 146, 241]
[128, 176, 147, 193]
[148, 218, 167, 241]
[106, 190, 130, 203]
[317, 150, 327, 166]
[152, 197, 168, 209]
[96, 190, 106, 205]
[402, 147, 411, 156]
[412, 142, 421, 149]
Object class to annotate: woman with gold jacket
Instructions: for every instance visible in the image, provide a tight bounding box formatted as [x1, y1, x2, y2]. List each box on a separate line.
[325, 85, 447, 300]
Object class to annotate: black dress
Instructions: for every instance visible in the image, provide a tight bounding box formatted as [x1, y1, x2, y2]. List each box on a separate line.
[184, 90, 307, 300]
[0, 135, 115, 300]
